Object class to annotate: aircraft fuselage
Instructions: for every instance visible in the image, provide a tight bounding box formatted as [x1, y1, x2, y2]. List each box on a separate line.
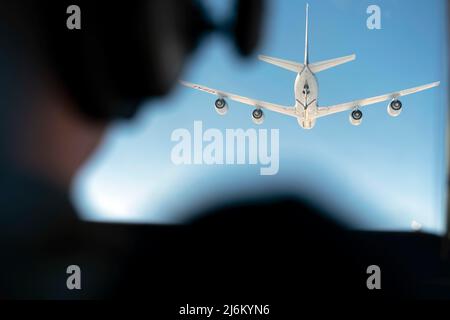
[294, 66, 318, 129]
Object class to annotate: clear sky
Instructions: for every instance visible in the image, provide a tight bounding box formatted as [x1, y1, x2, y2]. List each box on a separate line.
[72, 0, 448, 234]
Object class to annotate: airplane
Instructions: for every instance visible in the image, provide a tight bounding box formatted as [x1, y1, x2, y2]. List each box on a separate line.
[180, 4, 440, 130]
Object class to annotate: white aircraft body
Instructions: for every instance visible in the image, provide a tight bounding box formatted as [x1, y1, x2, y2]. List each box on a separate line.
[181, 4, 440, 129]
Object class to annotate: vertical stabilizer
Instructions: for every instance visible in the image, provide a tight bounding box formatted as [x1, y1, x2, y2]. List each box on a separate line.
[304, 3, 310, 65]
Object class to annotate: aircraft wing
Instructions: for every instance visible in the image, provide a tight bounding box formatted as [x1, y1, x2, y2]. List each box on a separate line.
[316, 81, 440, 118]
[180, 81, 297, 118]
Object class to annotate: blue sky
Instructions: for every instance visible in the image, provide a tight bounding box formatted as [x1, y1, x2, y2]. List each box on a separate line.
[72, 0, 448, 234]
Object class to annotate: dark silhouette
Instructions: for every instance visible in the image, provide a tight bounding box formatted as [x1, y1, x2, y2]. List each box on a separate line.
[0, 0, 449, 305]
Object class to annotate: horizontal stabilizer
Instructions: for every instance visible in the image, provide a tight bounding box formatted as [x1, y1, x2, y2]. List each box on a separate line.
[258, 55, 304, 73]
[309, 54, 356, 73]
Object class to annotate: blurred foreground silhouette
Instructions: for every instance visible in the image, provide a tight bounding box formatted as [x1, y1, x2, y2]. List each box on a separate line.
[0, 0, 449, 303]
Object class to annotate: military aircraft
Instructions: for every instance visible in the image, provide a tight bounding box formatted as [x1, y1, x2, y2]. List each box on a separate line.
[181, 4, 439, 129]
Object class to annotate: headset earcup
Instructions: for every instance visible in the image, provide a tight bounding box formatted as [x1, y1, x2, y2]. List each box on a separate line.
[232, 0, 265, 56]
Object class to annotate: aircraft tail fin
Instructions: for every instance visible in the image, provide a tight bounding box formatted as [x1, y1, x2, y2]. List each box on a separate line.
[304, 3, 309, 64]
[309, 54, 356, 73]
[258, 55, 304, 73]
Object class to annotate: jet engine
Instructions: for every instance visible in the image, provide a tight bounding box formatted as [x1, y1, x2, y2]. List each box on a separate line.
[215, 98, 228, 115]
[349, 109, 363, 126]
[387, 99, 402, 117]
[252, 108, 264, 125]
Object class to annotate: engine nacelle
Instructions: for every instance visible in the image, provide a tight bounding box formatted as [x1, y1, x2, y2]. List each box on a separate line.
[349, 109, 363, 126]
[252, 108, 265, 125]
[215, 98, 229, 115]
[387, 99, 402, 117]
